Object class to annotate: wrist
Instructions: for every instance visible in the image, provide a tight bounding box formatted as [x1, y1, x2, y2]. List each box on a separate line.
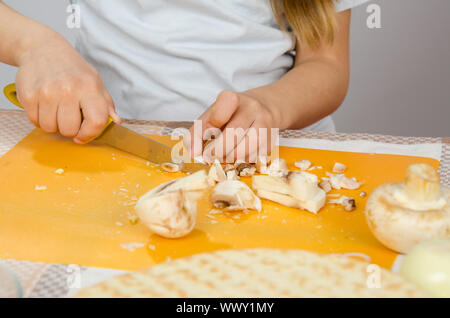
[16, 28, 68, 66]
[242, 88, 288, 130]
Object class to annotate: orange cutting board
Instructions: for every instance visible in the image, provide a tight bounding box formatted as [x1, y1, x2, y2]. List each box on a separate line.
[0, 128, 440, 270]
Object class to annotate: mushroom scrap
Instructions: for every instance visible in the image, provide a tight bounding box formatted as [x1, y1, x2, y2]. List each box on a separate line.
[135, 170, 209, 238]
[366, 163, 450, 254]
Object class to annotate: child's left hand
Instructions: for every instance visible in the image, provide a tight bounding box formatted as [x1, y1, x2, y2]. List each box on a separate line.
[185, 90, 281, 163]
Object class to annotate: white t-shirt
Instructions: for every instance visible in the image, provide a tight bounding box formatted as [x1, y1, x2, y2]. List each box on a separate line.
[73, 0, 369, 131]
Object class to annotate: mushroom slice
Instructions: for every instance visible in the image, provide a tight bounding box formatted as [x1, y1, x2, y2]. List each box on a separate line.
[294, 160, 311, 171]
[135, 170, 209, 238]
[287, 172, 326, 213]
[328, 195, 356, 211]
[332, 162, 347, 173]
[161, 162, 181, 173]
[252, 172, 326, 214]
[319, 180, 332, 193]
[235, 162, 256, 177]
[326, 172, 361, 190]
[226, 169, 239, 181]
[211, 180, 261, 212]
[256, 156, 269, 174]
[207, 159, 227, 186]
[256, 189, 301, 209]
[267, 158, 289, 177]
[366, 163, 450, 254]
[224, 164, 235, 173]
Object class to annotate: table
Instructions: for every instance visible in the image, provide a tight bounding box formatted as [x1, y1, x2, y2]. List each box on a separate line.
[0, 110, 449, 297]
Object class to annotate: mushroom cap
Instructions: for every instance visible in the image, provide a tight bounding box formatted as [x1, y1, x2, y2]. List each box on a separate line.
[366, 183, 450, 254]
[135, 190, 198, 238]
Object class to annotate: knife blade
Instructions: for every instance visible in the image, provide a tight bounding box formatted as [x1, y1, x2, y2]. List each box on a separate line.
[3, 83, 207, 174]
[96, 122, 207, 173]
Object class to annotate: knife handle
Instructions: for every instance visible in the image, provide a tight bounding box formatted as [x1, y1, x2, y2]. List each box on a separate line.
[3, 83, 113, 138]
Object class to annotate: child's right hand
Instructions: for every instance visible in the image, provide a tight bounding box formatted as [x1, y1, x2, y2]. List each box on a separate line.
[15, 36, 121, 144]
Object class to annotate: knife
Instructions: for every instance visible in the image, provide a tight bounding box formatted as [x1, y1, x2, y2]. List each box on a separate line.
[3, 83, 206, 173]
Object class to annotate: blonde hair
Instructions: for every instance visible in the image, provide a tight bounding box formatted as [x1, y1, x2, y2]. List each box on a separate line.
[270, 0, 337, 49]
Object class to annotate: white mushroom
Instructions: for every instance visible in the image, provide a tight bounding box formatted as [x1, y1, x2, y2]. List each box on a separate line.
[161, 162, 181, 173]
[267, 158, 289, 177]
[207, 159, 227, 186]
[224, 164, 235, 173]
[294, 160, 311, 171]
[288, 172, 326, 213]
[366, 163, 450, 254]
[332, 162, 347, 173]
[226, 169, 239, 180]
[211, 180, 261, 212]
[256, 156, 269, 174]
[135, 170, 209, 238]
[328, 195, 356, 211]
[326, 172, 361, 190]
[235, 162, 256, 177]
[319, 180, 332, 193]
[252, 171, 326, 214]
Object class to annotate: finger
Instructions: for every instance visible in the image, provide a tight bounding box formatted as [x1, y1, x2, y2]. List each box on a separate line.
[186, 90, 239, 159]
[205, 110, 254, 163]
[17, 88, 39, 126]
[246, 122, 270, 163]
[38, 100, 58, 133]
[104, 92, 121, 124]
[206, 90, 240, 129]
[57, 99, 82, 138]
[186, 119, 208, 159]
[73, 97, 109, 144]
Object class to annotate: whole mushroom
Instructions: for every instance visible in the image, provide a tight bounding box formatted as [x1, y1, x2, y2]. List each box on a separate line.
[366, 163, 450, 254]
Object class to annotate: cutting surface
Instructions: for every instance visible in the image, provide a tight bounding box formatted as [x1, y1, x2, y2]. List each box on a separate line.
[0, 129, 440, 270]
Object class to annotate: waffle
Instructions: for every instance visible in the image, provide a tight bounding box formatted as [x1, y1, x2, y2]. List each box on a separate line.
[76, 248, 425, 298]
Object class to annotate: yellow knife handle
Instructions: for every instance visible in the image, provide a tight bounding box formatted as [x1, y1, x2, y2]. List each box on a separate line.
[3, 83, 113, 138]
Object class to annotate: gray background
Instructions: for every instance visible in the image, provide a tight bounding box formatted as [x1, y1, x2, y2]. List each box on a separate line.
[1, 0, 449, 137]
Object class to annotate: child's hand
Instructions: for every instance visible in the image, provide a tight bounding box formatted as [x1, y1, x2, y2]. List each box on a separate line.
[186, 90, 281, 163]
[15, 36, 120, 144]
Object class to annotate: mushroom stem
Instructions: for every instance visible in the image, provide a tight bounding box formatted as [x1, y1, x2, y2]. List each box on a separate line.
[404, 163, 442, 203]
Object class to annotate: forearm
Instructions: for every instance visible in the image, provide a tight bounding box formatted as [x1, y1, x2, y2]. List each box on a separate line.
[245, 56, 349, 130]
[0, 2, 66, 66]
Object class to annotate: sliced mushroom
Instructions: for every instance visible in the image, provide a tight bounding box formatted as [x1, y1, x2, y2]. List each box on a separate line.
[267, 158, 289, 177]
[207, 159, 227, 186]
[332, 162, 346, 173]
[135, 170, 209, 238]
[235, 162, 256, 177]
[252, 171, 326, 214]
[224, 164, 235, 173]
[366, 163, 450, 254]
[256, 156, 269, 174]
[211, 180, 261, 212]
[328, 195, 356, 211]
[326, 172, 361, 190]
[287, 172, 326, 213]
[294, 160, 311, 171]
[319, 180, 332, 193]
[226, 169, 239, 180]
[161, 162, 181, 173]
